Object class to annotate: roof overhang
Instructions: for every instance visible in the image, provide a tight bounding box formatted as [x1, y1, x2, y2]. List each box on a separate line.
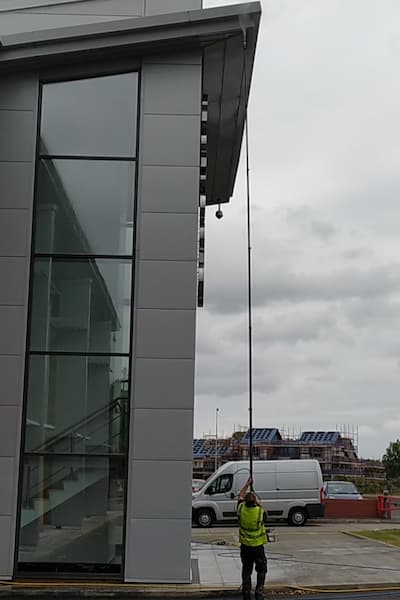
[0, 2, 261, 206]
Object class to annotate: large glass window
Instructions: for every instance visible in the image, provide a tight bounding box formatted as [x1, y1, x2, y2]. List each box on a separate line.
[30, 258, 131, 354]
[34, 160, 135, 255]
[18, 71, 138, 577]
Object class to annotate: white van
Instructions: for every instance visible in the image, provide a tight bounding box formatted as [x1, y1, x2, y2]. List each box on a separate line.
[192, 459, 324, 527]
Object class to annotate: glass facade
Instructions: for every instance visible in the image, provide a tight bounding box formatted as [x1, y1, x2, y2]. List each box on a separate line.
[17, 72, 138, 575]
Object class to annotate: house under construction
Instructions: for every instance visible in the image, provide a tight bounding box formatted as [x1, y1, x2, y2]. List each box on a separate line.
[193, 428, 384, 482]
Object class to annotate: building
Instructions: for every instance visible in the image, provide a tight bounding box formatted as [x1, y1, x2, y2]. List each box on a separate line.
[193, 428, 385, 482]
[0, 0, 261, 582]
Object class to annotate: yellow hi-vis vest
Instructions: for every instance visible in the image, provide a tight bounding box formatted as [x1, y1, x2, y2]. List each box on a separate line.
[237, 503, 267, 547]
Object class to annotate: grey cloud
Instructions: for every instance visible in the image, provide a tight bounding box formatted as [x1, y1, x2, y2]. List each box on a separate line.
[286, 205, 338, 240]
[206, 263, 400, 315]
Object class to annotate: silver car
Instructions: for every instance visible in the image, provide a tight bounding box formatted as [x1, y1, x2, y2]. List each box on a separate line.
[323, 481, 363, 500]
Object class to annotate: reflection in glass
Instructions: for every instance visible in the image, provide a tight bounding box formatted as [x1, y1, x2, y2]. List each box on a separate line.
[30, 258, 132, 354]
[18, 454, 126, 568]
[34, 160, 135, 256]
[40, 73, 138, 157]
[24, 355, 129, 454]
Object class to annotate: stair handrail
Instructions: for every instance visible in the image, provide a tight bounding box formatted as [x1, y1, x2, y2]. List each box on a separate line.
[29, 394, 125, 453]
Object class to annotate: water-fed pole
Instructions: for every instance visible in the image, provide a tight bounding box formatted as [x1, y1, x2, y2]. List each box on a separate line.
[242, 24, 254, 491]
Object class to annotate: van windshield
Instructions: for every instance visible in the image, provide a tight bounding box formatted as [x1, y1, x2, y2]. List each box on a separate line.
[205, 474, 233, 495]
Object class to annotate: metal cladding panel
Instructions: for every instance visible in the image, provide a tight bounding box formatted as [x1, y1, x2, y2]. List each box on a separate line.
[126, 55, 201, 582]
[0, 0, 88, 10]
[0, 356, 24, 407]
[0, 517, 12, 578]
[142, 63, 201, 115]
[0, 407, 19, 457]
[0, 73, 37, 579]
[141, 114, 200, 166]
[139, 213, 198, 261]
[125, 518, 191, 582]
[129, 460, 192, 519]
[131, 409, 193, 462]
[137, 260, 197, 309]
[145, 0, 202, 16]
[0, 111, 35, 162]
[0, 12, 124, 37]
[133, 358, 195, 410]
[135, 309, 196, 359]
[0, 210, 30, 257]
[0, 258, 27, 305]
[20, 0, 144, 16]
[0, 458, 16, 515]
[140, 165, 198, 213]
[0, 163, 34, 209]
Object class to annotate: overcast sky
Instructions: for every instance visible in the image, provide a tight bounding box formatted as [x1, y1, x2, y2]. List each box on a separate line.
[196, 0, 400, 459]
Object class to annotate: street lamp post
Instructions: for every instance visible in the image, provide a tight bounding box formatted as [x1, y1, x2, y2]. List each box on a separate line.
[215, 408, 219, 472]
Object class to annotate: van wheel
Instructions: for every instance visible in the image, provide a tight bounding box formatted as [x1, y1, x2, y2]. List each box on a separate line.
[196, 509, 215, 528]
[288, 508, 307, 526]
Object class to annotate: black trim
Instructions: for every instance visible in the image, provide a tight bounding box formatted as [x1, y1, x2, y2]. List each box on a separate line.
[305, 503, 325, 518]
[40, 154, 136, 162]
[34, 253, 133, 260]
[267, 510, 283, 516]
[121, 65, 142, 582]
[29, 351, 130, 357]
[24, 452, 126, 458]
[18, 563, 121, 577]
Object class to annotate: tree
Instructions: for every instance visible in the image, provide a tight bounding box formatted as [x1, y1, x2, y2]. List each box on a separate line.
[383, 440, 400, 480]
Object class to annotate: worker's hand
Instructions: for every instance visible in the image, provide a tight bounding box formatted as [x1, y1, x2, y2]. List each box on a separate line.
[247, 476, 253, 486]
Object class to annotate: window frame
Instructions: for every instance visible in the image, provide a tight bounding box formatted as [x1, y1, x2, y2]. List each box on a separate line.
[15, 64, 141, 580]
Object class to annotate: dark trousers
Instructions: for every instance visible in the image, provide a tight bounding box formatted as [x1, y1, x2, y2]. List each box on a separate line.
[240, 543, 267, 595]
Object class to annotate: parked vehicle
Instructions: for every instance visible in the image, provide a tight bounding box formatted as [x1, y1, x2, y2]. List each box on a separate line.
[192, 478, 205, 493]
[323, 480, 363, 500]
[192, 459, 325, 528]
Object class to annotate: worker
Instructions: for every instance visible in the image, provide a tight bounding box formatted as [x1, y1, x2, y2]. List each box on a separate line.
[237, 476, 267, 600]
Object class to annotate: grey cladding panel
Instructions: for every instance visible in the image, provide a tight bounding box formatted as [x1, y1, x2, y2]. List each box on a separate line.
[0, 210, 29, 257]
[0, 355, 24, 407]
[0, 13, 124, 36]
[140, 213, 198, 261]
[24, 0, 144, 15]
[0, 516, 12, 578]
[0, 163, 35, 209]
[0, 458, 15, 515]
[133, 358, 195, 409]
[0, 258, 27, 305]
[145, 0, 202, 15]
[126, 517, 191, 581]
[0, 75, 37, 110]
[132, 408, 193, 462]
[0, 306, 26, 355]
[0, 111, 35, 162]
[141, 114, 200, 167]
[140, 166, 198, 214]
[129, 460, 192, 519]
[137, 260, 197, 309]
[143, 64, 201, 115]
[135, 309, 196, 359]
[0, 0, 88, 10]
[0, 406, 19, 457]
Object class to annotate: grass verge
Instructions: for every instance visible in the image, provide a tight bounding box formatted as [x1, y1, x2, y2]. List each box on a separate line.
[352, 528, 400, 547]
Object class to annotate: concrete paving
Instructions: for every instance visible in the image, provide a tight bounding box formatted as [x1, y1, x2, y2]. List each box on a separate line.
[192, 521, 400, 589]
